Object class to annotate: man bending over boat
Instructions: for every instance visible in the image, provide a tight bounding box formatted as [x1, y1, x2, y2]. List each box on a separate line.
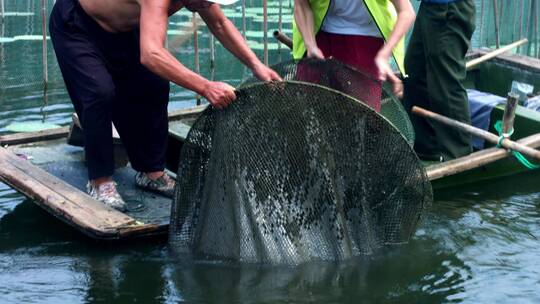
[49, 0, 281, 211]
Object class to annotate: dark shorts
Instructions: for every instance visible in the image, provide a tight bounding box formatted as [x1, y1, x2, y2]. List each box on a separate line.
[49, 0, 170, 179]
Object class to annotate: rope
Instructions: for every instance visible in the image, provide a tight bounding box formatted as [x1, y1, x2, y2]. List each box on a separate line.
[494, 120, 540, 169]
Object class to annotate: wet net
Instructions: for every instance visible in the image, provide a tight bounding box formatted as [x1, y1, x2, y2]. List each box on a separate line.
[170, 81, 432, 264]
[240, 58, 415, 146]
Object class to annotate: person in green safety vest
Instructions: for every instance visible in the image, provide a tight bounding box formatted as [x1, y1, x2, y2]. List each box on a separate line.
[403, 0, 475, 161]
[293, 0, 415, 111]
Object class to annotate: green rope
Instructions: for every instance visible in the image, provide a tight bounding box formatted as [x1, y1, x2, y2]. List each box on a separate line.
[494, 120, 540, 170]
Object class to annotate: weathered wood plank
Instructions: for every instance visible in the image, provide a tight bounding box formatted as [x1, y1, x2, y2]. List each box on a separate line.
[0, 147, 142, 238]
[0, 127, 70, 146]
[426, 133, 540, 180]
[168, 105, 207, 120]
[0, 105, 206, 148]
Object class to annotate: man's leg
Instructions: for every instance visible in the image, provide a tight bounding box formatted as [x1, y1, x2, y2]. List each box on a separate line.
[49, 0, 115, 181]
[423, 0, 476, 160]
[112, 61, 170, 176]
[403, 3, 440, 160]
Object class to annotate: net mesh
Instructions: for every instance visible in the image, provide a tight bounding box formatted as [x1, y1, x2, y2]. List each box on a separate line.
[240, 58, 415, 146]
[170, 81, 432, 264]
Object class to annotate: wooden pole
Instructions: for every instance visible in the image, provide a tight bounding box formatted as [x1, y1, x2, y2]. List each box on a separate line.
[193, 13, 200, 105]
[518, 0, 525, 53]
[502, 93, 519, 136]
[479, 0, 485, 45]
[41, 0, 48, 91]
[273, 30, 292, 49]
[209, 35, 215, 80]
[263, 0, 268, 65]
[466, 39, 528, 70]
[411, 106, 540, 161]
[0, 0, 4, 23]
[492, 0, 500, 48]
[241, 0, 246, 38]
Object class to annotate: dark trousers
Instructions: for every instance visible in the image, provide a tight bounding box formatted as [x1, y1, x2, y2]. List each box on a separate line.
[403, 0, 475, 161]
[49, 0, 170, 180]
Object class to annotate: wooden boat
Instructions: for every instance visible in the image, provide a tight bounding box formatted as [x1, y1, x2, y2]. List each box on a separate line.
[1, 50, 539, 240]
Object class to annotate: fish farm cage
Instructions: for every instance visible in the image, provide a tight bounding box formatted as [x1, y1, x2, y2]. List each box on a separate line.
[0, 0, 539, 128]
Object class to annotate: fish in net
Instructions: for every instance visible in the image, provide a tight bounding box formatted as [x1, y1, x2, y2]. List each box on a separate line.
[240, 58, 415, 146]
[169, 81, 432, 264]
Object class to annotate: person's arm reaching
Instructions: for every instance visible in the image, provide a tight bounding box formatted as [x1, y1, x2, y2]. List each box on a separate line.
[198, 5, 281, 81]
[138, 0, 235, 109]
[293, 0, 324, 59]
[374, 0, 415, 97]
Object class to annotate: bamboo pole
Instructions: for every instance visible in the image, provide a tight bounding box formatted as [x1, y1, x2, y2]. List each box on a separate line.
[479, 0, 485, 45]
[277, 0, 283, 59]
[512, 1, 516, 42]
[466, 39, 528, 70]
[0, 0, 4, 23]
[527, 0, 534, 56]
[241, 0, 246, 38]
[41, 0, 48, 91]
[210, 35, 215, 80]
[193, 13, 200, 105]
[518, 0, 525, 53]
[263, 0, 268, 65]
[534, 2, 539, 58]
[412, 106, 540, 161]
[492, 0, 500, 48]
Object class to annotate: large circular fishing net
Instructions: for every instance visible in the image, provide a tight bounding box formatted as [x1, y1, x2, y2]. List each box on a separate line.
[240, 58, 415, 146]
[170, 81, 432, 264]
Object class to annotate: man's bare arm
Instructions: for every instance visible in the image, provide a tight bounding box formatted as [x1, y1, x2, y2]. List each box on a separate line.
[198, 5, 281, 81]
[293, 0, 324, 59]
[139, 0, 235, 108]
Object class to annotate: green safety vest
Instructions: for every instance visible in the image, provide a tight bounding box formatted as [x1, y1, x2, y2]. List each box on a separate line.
[292, 0, 406, 75]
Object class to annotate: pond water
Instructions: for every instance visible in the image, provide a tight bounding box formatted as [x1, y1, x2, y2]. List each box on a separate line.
[1, 1, 540, 303]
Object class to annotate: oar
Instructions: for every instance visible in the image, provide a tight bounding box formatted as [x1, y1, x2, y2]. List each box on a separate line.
[411, 106, 540, 161]
[466, 39, 528, 70]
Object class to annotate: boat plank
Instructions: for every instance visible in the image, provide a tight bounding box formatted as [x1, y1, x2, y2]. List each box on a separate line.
[426, 133, 540, 180]
[0, 147, 139, 237]
[0, 127, 70, 146]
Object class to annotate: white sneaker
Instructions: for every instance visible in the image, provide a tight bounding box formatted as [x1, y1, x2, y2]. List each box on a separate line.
[86, 181, 127, 212]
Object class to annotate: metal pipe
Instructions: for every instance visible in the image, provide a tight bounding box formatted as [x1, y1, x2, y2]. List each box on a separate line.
[502, 93, 519, 136]
[492, 0, 500, 48]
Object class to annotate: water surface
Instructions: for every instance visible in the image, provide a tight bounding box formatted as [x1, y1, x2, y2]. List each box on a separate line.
[1, 1, 540, 303]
